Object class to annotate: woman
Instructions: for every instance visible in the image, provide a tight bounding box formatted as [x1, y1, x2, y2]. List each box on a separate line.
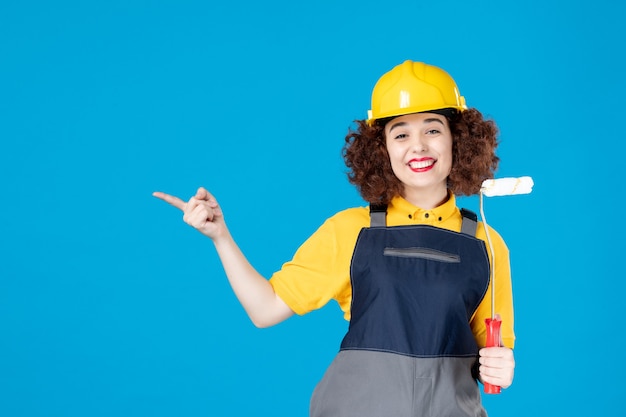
[154, 60, 515, 417]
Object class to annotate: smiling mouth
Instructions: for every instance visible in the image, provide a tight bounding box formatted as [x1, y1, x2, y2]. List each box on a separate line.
[408, 159, 435, 170]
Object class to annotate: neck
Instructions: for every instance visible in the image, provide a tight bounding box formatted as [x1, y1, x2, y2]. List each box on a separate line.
[402, 187, 449, 210]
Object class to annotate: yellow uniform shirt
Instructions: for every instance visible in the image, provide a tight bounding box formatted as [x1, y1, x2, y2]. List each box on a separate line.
[270, 194, 515, 348]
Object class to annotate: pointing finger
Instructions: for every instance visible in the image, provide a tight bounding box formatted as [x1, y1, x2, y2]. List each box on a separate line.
[152, 191, 186, 211]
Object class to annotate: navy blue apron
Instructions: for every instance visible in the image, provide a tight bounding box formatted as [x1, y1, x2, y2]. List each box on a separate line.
[310, 205, 491, 417]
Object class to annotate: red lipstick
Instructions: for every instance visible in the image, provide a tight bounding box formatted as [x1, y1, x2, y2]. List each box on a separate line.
[408, 157, 435, 173]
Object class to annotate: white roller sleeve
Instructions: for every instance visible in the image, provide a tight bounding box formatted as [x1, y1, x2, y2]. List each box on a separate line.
[480, 176, 534, 197]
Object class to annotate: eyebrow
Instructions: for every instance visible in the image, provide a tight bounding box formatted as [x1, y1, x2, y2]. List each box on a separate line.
[387, 118, 445, 132]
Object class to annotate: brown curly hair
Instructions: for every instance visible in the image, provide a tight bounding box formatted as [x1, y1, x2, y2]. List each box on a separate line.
[342, 108, 500, 204]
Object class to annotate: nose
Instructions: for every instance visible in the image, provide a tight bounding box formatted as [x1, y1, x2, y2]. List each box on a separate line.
[410, 134, 427, 153]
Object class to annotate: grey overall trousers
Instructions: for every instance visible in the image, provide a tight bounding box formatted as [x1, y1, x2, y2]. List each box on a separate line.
[310, 206, 491, 417]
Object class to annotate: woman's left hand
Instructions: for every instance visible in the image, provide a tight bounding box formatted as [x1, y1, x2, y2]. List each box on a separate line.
[478, 346, 515, 389]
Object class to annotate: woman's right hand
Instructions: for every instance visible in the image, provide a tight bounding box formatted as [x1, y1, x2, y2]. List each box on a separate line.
[153, 187, 226, 240]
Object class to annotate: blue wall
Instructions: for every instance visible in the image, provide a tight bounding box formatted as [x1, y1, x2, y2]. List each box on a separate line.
[1, 1, 624, 416]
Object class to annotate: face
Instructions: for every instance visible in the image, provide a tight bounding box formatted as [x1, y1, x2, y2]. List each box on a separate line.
[384, 112, 453, 202]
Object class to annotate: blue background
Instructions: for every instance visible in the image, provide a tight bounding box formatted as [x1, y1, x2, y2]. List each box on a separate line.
[1, 1, 624, 416]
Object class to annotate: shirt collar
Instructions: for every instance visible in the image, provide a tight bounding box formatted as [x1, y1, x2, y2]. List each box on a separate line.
[388, 193, 458, 224]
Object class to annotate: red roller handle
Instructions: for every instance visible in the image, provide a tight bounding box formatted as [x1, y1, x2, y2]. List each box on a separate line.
[483, 317, 502, 394]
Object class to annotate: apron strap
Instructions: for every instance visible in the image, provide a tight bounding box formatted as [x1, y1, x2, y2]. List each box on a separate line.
[460, 208, 478, 236]
[369, 204, 388, 227]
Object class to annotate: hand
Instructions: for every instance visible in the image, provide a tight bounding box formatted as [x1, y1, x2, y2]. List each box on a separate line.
[153, 187, 226, 240]
[478, 346, 515, 389]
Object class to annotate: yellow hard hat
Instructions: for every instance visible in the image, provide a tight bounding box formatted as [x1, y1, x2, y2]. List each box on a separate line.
[367, 60, 467, 123]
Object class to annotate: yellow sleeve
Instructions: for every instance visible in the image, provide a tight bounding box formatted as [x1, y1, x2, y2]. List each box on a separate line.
[470, 223, 515, 349]
[269, 209, 366, 320]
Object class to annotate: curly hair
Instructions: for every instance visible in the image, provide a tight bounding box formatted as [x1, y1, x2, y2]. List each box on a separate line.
[342, 108, 500, 204]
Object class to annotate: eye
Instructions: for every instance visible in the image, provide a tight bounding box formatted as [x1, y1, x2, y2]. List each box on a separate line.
[394, 133, 408, 140]
[426, 129, 441, 135]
